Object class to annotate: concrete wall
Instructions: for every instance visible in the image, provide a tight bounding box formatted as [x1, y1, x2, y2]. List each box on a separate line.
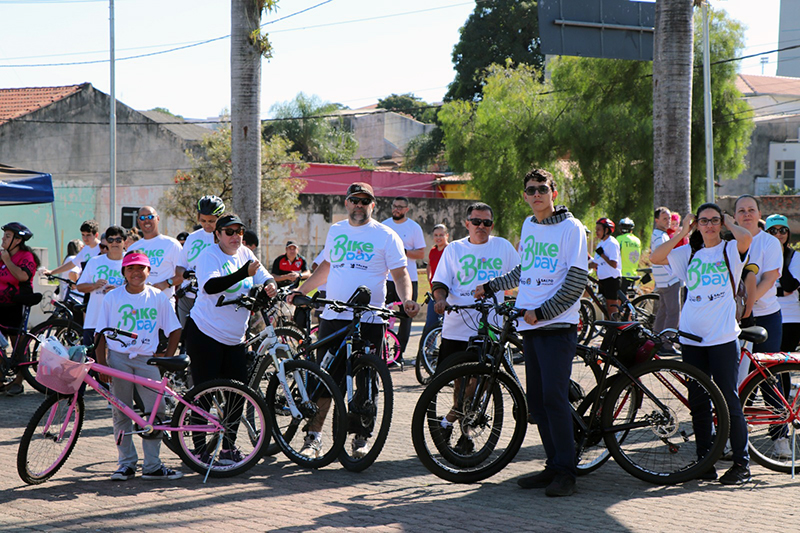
[778, 0, 800, 78]
[0, 84, 203, 267]
[718, 194, 800, 235]
[263, 194, 476, 267]
[351, 112, 436, 163]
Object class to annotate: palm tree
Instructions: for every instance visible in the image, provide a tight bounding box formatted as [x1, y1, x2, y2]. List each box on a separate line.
[652, 0, 694, 216]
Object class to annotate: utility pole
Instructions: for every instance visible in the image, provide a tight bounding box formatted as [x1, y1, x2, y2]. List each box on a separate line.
[701, 1, 715, 203]
[109, 0, 117, 225]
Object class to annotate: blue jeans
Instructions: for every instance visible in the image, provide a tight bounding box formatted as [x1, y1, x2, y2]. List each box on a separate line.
[753, 310, 782, 353]
[522, 327, 577, 477]
[682, 341, 749, 466]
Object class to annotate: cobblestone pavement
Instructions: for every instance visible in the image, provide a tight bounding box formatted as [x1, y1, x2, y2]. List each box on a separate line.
[2, 325, 800, 532]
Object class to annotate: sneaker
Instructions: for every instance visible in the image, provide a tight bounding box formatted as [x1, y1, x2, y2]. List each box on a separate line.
[518, 469, 557, 489]
[773, 437, 792, 459]
[719, 463, 751, 486]
[351, 437, 371, 459]
[142, 465, 184, 480]
[110, 466, 136, 481]
[4, 383, 23, 397]
[696, 465, 717, 481]
[454, 434, 475, 455]
[217, 448, 245, 465]
[545, 472, 576, 497]
[300, 434, 323, 459]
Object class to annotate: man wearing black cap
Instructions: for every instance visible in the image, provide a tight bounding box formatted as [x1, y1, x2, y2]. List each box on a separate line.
[271, 240, 310, 288]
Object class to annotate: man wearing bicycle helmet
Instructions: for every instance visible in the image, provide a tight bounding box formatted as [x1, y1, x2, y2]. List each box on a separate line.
[0, 222, 40, 397]
[589, 217, 622, 318]
[616, 217, 641, 287]
[177, 195, 225, 327]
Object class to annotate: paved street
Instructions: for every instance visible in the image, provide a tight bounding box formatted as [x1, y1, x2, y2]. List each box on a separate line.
[2, 325, 800, 532]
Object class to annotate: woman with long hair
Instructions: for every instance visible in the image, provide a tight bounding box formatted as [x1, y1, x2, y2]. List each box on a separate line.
[651, 203, 752, 485]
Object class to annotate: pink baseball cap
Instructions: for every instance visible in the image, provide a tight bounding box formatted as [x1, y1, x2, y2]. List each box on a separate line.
[122, 251, 151, 269]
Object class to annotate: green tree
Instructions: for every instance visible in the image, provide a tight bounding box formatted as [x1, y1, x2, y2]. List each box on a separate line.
[160, 125, 307, 229]
[263, 92, 357, 164]
[446, 0, 543, 102]
[377, 93, 436, 123]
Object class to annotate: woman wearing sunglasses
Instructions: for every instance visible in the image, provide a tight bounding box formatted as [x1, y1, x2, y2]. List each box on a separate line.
[651, 203, 752, 485]
[765, 214, 800, 353]
[183, 214, 277, 390]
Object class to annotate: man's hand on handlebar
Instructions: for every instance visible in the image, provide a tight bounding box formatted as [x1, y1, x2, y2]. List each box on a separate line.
[264, 283, 277, 298]
[434, 299, 448, 315]
[403, 299, 420, 318]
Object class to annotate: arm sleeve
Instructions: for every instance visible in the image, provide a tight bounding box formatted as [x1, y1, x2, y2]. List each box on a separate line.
[203, 261, 252, 294]
[534, 266, 589, 321]
[485, 265, 521, 294]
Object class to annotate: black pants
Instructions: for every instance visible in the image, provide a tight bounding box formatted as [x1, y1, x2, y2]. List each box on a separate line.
[385, 280, 417, 357]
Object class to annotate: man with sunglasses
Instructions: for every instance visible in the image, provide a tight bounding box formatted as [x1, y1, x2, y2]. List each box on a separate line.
[289, 182, 420, 459]
[381, 196, 426, 367]
[475, 169, 588, 497]
[128, 206, 186, 299]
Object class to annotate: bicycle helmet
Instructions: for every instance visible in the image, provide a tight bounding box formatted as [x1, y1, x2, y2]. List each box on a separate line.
[197, 195, 225, 216]
[596, 218, 615, 234]
[618, 217, 635, 233]
[2, 222, 33, 242]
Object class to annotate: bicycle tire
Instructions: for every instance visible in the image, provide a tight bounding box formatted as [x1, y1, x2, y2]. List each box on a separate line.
[19, 318, 83, 394]
[383, 329, 402, 366]
[265, 358, 347, 468]
[569, 346, 614, 474]
[740, 362, 800, 473]
[337, 354, 393, 472]
[411, 362, 527, 483]
[577, 299, 594, 344]
[602, 359, 730, 484]
[416, 326, 442, 384]
[18, 393, 84, 485]
[171, 379, 270, 478]
[630, 294, 659, 331]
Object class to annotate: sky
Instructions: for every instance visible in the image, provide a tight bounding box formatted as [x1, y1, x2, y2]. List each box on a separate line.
[0, 0, 787, 121]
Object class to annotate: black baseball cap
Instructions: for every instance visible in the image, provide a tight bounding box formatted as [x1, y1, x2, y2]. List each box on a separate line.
[215, 214, 245, 231]
[346, 182, 375, 200]
[286, 240, 298, 248]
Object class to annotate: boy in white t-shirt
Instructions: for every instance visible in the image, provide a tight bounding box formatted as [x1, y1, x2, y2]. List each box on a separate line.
[95, 252, 183, 482]
[588, 218, 622, 318]
[44, 219, 102, 277]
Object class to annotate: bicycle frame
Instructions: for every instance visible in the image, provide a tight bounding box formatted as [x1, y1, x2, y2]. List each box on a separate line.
[738, 345, 800, 422]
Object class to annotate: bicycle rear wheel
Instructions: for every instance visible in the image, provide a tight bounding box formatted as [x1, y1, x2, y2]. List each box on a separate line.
[266, 359, 346, 468]
[602, 360, 729, 484]
[630, 294, 659, 331]
[740, 363, 800, 473]
[18, 393, 84, 485]
[411, 362, 527, 483]
[338, 354, 393, 472]
[171, 379, 270, 478]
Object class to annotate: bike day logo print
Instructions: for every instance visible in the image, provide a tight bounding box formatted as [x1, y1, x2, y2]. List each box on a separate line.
[221, 261, 253, 293]
[187, 239, 211, 262]
[117, 304, 159, 333]
[456, 254, 504, 285]
[520, 235, 559, 272]
[138, 248, 166, 267]
[94, 265, 123, 286]
[687, 258, 729, 291]
[330, 234, 375, 263]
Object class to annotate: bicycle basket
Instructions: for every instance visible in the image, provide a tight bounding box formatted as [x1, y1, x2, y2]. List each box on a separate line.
[599, 323, 656, 368]
[36, 337, 92, 394]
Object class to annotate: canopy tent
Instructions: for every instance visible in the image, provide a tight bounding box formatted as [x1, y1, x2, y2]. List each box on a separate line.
[0, 164, 61, 261]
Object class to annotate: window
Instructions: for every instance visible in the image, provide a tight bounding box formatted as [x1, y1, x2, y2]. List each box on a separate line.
[777, 160, 796, 189]
[120, 207, 141, 229]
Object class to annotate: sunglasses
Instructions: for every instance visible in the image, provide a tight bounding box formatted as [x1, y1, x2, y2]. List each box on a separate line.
[347, 197, 372, 206]
[392, 204, 408, 210]
[468, 218, 494, 227]
[221, 227, 245, 236]
[697, 217, 722, 226]
[106, 237, 124, 243]
[524, 185, 551, 195]
[138, 214, 156, 221]
[768, 227, 789, 235]
[99, 245, 109, 250]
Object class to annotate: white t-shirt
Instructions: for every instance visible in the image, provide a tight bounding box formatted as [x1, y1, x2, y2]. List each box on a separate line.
[128, 234, 187, 298]
[73, 244, 101, 271]
[381, 218, 426, 282]
[746, 230, 783, 317]
[593, 236, 621, 280]
[58, 255, 81, 301]
[77, 254, 124, 330]
[651, 229, 680, 288]
[668, 240, 747, 347]
[313, 249, 327, 292]
[191, 245, 272, 346]
[515, 215, 588, 331]
[96, 285, 181, 357]
[778, 251, 800, 324]
[432, 236, 520, 341]
[183, 228, 215, 271]
[322, 219, 407, 323]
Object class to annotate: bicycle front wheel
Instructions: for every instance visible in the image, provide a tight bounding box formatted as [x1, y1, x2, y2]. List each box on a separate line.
[266, 359, 347, 468]
[630, 294, 659, 331]
[18, 393, 84, 485]
[415, 326, 442, 384]
[602, 359, 730, 484]
[411, 362, 527, 483]
[338, 354, 393, 472]
[740, 363, 800, 473]
[171, 379, 270, 478]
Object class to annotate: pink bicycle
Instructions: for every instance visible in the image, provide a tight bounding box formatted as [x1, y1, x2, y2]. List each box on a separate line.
[17, 328, 271, 484]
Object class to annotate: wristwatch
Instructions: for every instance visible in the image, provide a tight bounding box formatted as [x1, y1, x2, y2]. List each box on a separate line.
[167, 278, 174, 287]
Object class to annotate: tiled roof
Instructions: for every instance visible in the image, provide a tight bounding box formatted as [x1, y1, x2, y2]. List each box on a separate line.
[0, 84, 84, 124]
[736, 74, 800, 97]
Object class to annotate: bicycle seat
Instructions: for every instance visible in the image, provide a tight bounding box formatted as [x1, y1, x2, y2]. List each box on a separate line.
[146, 353, 190, 372]
[739, 326, 768, 344]
[595, 320, 638, 330]
[11, 292, 43, 306]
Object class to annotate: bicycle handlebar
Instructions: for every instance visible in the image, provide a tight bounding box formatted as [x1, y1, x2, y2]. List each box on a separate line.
[45, 273, 76, 286]
[292, 293, 402, 319]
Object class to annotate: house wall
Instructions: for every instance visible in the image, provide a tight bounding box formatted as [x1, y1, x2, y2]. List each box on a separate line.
[351, 112, 437, 163]
[718, 194, 800, 236]
[0, 84, 203, 267]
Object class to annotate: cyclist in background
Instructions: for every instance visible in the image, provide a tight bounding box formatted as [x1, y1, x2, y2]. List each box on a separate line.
[177, 195, 225, 327]
[418, 224, 449, 360]
[616, 217, 641, 293]
[44, 220, 101, 277]
[588, 218, 621, 318]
